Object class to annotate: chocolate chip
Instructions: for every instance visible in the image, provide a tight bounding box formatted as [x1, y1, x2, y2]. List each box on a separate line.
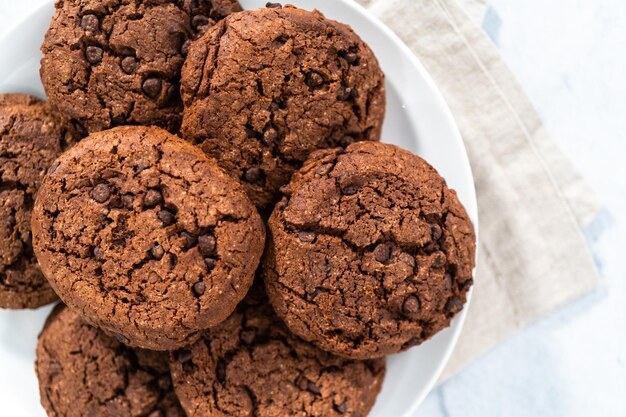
[85, 46, 103, 64]
[80, 14, 99, 32]
[307, 381, 321, 395]
[337, 86, 353, 101]
[350, 88, 359, 99]
[405, 336, 422, 347]
[166, 84, 178, 102]
[122, 194, 134, 209]
[143, 189, 163, 207]
[197, 234, 216, 256]
[156, 375, 171, 391]
[298, 231, 316, 243]
[341, 185, 358, 195]
[266, 2, 282, 7]
[121, 56, 138, 74]
[245, 126, 258, 138]
[245, 167, 265, 185]
[93, 246, 104, 260]
[150, 244, 165, 260]
[181, 232, 197, 250]
[91, 183, 111, 203]
[7, 214, 16, 229]
[431, 224, 443, 241]
[192, 281, 206, 296]
[216, 360, 226, 383]
[181, 39, 191, 56]
[115, 333, 129, 344]
[334, 400, 348, 414]
[133, 162, 150, 173]
[240, 329, 256, 344]
[432, 252, 446, 268]
[403, 295, 420, 315]
[142, 77, 162, 99]
[445, 296, 464, 315]
[191, 15, 209, 30]
[168, 253, 178, 269]
[176, 349, 192, 363]
[157, 209, 176, 226]
[204, 257, 217, 272]
[342, 51, 359, 65]
[373, 243, 392, 264]
[306, 71, 324, 88]
[263, 127, 278, 145]
[295, 375, 308, 390]
[444, 273, 452, 290]
[270, 101, 281, 112]
[460, 278, 474, 291]
[315, 163, 334, 176]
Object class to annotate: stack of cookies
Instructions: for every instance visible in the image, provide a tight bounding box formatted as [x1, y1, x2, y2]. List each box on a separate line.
[0, 1, 476, 416]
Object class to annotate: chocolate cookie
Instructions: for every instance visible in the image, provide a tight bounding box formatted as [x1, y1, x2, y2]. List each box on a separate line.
[40, 0, 242, 135]
[264, 142, 476, 359]
[169, 287, 385, 416]
[0, 93, 79, 309]
[36, 305, 185, 417]
[32, 126, 265, 350]
[180, 5, 386, 211]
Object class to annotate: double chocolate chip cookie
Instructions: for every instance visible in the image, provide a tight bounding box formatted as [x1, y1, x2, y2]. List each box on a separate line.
[40, 0, 242, 134]
[32, 126, 265, 350]
[181, 5, 386, 211]
[36, 305, 185, 417]
[169, 287, 385, 416]
[264, 142, 476, 359]
[1, 93, 79, 309]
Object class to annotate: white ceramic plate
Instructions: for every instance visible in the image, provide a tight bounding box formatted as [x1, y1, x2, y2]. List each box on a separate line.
[0, 1, 478, 416]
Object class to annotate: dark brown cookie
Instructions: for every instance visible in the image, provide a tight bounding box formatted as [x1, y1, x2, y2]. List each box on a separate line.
[264, 142, 476, 359]
[32, 126, 265, 350]
[180, 5, 386, 211]
[36, 305, 185, 417]
[0, 93, 79, 309]
[40, 0, 242, 135]
[169, 287, 385, 416]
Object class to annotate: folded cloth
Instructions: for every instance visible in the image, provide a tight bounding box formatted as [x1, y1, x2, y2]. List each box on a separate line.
[355, 0, 601, 380]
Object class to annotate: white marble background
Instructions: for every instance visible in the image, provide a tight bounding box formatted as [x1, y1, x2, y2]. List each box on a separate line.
[1, 0, 625, 416]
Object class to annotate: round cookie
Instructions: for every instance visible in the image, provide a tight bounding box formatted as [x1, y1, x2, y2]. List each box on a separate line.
[181, 5, 386, 211]
[169, 287, 385, 417]
[264, 142, 476, 359]
[32, 126, 265, 350]
[1, 93, 79, 309]
[40, 0, 242, 135]
[36, 305, 185, 417]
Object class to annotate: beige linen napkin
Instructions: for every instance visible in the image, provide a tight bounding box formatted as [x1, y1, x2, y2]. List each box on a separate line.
[354, 0, 601, 380]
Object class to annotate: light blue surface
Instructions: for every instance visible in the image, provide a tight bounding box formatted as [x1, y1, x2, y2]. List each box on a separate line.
[421, 1, 626, 416]
[1, 1, 625, 415]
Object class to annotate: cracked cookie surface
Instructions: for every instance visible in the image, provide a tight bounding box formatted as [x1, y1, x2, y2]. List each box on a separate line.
[32, 126, 265, 350]
[0, 93, 79, 309]
[169, 286, 385, 417]
[41, 0, 242, 135]
[36, 305, 185, 417]
[180, 5, 386, 212]
[264, 142, 476, 359]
